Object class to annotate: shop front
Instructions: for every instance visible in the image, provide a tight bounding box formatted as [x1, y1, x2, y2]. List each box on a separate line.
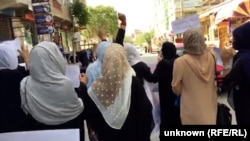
[50, 0, 74, 53]
[12, 12, 37, 51]
[199, 0, 250, 48]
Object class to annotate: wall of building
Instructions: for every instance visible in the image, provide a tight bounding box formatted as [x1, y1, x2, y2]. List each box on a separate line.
[151, 0, 167, 39]
[0, 15, 13, 41]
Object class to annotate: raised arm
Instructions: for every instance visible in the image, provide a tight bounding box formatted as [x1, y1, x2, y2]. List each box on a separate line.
[114, 13, 126, 46]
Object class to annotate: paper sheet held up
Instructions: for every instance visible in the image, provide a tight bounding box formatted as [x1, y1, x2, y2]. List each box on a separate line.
[66, 65, 80, 88]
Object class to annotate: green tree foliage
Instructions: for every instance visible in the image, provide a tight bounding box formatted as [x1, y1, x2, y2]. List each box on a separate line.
[134, 34, 146, 46]
[124, 36, 134, 44]
[134, 30, 154, 46]
[72, 0, 89, 27]
[87, 5, 118, 38]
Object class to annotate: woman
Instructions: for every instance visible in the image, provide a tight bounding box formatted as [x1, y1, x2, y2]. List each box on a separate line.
[124, 43, 154, 84]
[172, 28, 217, 125]
[83, 44, 153, 141]
[223, 22, 250, 125]
[0, 39, 29, 133]
[20, 41, 86, 141]
[124, 43, 159, 133]
[86, 41, 111, 88]
[153, 42, 180, 140]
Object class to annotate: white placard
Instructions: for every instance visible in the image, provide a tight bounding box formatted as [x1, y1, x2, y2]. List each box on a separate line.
[74, 32, 81, 42]
[0, 129, 80, 141]
[65, 65, 80, 88]
[171, 14, 201, 35]
[1, 38, 21, 55]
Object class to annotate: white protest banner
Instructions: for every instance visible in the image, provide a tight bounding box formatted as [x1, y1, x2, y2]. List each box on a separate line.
[0, 129, 80, 141]
[1, 38, 21, 55]
[66, 65, 80, 88]
[171, 14, 201, 35]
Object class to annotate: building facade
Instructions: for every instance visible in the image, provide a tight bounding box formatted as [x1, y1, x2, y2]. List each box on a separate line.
[0, 0, 86, 52]
[151, 0, 167, 38]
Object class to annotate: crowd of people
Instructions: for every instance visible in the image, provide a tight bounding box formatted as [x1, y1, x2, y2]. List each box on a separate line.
[0, 12, 250, 141]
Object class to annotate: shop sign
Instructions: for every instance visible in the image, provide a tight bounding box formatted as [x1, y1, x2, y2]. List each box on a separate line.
[33, 4, 51, 14]
[32, 0, 49, 3]
[35, 14, 53, 24]
[37, 25, 55, 35]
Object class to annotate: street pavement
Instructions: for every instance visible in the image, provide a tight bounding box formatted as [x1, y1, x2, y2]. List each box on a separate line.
[140, 53, 236, 141]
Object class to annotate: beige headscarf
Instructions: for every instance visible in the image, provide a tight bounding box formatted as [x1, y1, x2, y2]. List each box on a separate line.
[183, 28, 207, 55]
[88, 43, 135, 129]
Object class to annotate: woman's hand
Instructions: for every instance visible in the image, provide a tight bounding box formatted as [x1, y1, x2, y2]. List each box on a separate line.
[118, 12, 126, 29]
[157, 55, 162, 62]
[118, 13, 126, 23]
[80, 73, 88, 85]
[18, 47, 29, 63]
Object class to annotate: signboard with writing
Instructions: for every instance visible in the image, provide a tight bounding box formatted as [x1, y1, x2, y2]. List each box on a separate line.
[32, 0, 49, 3]
[35, 14, 53, 24]
[33, 4, 51, 14]
[171, 14, 201, 35]
[37, 25, 54, 35]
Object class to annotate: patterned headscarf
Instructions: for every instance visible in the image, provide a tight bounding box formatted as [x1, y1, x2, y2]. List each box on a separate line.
[86, 41, 111, 88]
[183, 28, 207, 55]
[92, 43, 131, 107]
[88, 43, 135, 129]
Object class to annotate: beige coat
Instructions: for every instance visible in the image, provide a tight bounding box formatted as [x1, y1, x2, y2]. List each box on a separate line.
[172, 52, 217, 125]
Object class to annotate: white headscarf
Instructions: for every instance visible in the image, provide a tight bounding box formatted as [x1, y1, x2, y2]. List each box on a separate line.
[20, 41, 83, 125]
[86, 41, 111, 88]
[124, 43, 141, 66]
[0, 39, 19, 70]
[88, 44, 135, 129]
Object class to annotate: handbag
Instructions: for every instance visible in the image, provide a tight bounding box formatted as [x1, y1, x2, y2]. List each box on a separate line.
[216, 103, 232, 125]
[211, 54, 232, 125]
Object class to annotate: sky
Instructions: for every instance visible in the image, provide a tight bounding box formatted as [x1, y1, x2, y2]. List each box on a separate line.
[86, 0, 154, 35]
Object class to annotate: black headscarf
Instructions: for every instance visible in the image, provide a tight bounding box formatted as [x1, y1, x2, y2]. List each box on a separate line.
[161, 41, 178, 59]
[232, 21, 250, 51]
[232, 21, 250, 80]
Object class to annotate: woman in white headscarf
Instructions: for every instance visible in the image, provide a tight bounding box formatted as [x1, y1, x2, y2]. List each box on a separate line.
[86, 41, 111, 88]
[0, 38, 29, 133]
[20, 41, 86, 141]
[124, 43, 160, 133]
[83, 43, 153, 141]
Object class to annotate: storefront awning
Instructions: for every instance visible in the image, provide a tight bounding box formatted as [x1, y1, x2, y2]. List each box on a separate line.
[199, 0, 234, 18]
[215, 0, 250, 24]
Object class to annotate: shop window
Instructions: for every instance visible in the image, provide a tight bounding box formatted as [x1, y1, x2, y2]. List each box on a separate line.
[12, 18, 34, 50]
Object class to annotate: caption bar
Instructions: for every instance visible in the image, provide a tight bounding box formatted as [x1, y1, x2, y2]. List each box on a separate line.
[164, 128, 247, 138]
